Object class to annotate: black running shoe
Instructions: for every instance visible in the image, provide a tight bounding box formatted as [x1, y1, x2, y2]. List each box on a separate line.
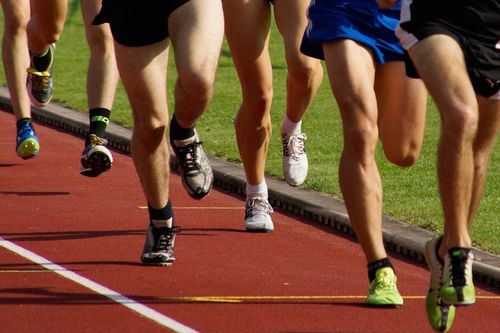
[141, 225, 178, 266]
[170, 129, 213, 199]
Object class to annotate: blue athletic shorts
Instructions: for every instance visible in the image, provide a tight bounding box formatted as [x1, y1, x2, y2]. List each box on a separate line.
[301, 0, 403, 64]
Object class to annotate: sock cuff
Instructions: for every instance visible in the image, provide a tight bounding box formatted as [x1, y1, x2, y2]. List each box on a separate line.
[367, 257, 394, 282]
[16, 118, 32, 129]
[246, 180, 268, 199]
[89, 108, 111, 122]
[170, 114, 195, 140]
[281, 116, 302, 134]
[148, 200, 174, 228]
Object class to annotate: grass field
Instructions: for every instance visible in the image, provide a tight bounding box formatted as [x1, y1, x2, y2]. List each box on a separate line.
[1, 2, 499, 254]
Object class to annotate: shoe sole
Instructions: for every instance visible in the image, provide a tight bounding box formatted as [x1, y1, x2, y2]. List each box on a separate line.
[16, 138, 40, 159]
[80, 150, 113, 177]
[364, 303, 402, 308]
[141, 261, 174, 267]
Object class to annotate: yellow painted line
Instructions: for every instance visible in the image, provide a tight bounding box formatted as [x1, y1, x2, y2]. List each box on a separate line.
[138, 206, 243, 210]
[158, 295, 500, 303]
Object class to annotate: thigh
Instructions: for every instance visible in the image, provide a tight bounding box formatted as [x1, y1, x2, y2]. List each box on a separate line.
[80, 0, 111, 42]
[114, 41, 170, 123]
[169, 0, 224, 81]
[222, 0, 273, 93]
[324, 40, 377, 124]
[476, 96, 500, 154]
[409, 34, 476, 115]
[375, 61, 427, 140]
[273, 0, 311, 66]
[1, 0, 30, 25]
[80, 0, 101, 26]
[30, 0, 67, 29]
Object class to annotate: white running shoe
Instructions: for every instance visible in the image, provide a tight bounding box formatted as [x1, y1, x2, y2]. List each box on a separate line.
[282, 132, 308, 186]
[244, 195, 274, 232]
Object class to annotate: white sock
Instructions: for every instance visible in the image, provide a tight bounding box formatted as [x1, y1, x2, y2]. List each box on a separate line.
[281, 116, 302, 135]
[246, 180, 268, 199]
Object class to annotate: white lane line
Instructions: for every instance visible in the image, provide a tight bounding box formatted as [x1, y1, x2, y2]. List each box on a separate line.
[0, 236, 198, 333]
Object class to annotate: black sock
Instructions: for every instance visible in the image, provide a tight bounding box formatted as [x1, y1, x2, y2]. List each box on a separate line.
[148, 200, 174, 229]
[368, 258, 394, 282]
[32, 47, 53, 71]
[16, 118, 32, 130]
[87, 108, 111, 145]
[169, 114, 195, 141]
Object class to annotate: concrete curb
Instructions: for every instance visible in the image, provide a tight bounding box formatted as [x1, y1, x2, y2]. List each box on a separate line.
[2, 86, 499, 289]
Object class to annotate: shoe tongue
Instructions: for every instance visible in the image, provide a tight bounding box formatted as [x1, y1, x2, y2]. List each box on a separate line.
[376, 267, 392, 278]
[449, 247, 471, 259]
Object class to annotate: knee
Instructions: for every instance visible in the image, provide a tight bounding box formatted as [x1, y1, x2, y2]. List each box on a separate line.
[133, 116, 168, 148]
[178, 69, 216, 104]
[441, 102, 478, 140]
[383, 141, 421, 167]
[40, 22, 64, 45]
[242, 87, 273, 120]
[3, 13, 28, 36]
[86, 26, 114, 54]
[287, 57, 322, 86]
[343, 123, 379, 162]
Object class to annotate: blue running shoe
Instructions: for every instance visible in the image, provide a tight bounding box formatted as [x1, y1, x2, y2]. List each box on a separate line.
[27, 43, 55, 108]
[16, 123, 40, 159]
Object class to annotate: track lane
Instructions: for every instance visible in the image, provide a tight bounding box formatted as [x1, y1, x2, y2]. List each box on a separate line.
[1, 110, 499, 333]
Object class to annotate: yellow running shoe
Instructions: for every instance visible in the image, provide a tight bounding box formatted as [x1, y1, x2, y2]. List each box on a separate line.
[366, 267, 403, 307]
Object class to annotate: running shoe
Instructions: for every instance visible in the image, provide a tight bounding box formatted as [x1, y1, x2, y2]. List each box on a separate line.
[441, 247, 475, 306]
[366, 267, 404, 307]
[424, 236, 456, 332]
[27, 43, 55, 108]
[141, 224, 178, 266]
[244, 195, 274, 232]
[80, 134, 113, 177]
[16, 123, 40, 159]
[170, 130, 213, 199]
[282, 132, 308, 186]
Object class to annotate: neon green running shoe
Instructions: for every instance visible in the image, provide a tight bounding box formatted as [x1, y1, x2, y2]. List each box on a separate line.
[441, 247, 475, 306]
[366, 267, 403, 307]
[425, 236, 456, 332]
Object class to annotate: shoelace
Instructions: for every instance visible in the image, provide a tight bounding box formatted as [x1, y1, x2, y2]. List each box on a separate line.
[283, 133, 307, 160]
[246, 196, 274, 217]
[88, 134, 108, 148]
[155, 227, 180, 252]
[27, 68, 51, 91]
[177, 142, 202, 172]
[17, 125, 35, 140]
[449, 250, 471, 287]
[375, 271, 397, 290]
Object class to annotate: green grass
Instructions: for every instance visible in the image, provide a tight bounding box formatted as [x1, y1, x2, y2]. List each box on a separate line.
[1, 2, 499, 253]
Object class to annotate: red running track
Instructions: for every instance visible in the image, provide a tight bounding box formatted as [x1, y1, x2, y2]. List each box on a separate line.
[0, 109, 499, 333]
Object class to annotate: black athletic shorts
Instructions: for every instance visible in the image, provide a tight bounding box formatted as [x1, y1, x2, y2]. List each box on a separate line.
[398, 0, 500, 99]
[93, 0, 190, 47]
